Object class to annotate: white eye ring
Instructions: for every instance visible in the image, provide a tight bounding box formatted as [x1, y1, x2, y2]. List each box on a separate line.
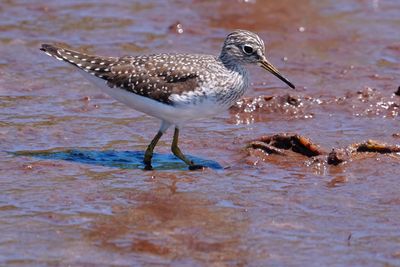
[242, 45, 254, 55]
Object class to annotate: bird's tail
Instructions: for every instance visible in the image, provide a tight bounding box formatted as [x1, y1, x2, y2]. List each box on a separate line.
[40, 44, 115, 77]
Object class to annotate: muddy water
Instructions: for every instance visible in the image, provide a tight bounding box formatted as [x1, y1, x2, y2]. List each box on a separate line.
[0, 0, 399, 266]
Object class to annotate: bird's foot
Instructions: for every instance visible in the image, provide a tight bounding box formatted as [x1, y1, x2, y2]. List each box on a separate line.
[188, 164, 206, 171]
[144, 163, 153, 171]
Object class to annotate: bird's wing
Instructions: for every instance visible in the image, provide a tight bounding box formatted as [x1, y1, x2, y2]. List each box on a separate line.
[40, 44, 201, 105]
[104, 55, 201, 104]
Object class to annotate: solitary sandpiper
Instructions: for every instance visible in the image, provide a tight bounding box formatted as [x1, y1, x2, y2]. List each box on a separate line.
[41, 29, 295, 170]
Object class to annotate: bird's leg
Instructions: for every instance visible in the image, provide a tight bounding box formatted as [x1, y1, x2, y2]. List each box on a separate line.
[171, 127, 204, 170]
[144, 131, 163, 170]
[143, 121, 171, 170]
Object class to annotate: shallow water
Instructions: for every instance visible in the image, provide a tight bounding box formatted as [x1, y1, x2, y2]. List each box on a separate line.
[0, 0, 400, 266]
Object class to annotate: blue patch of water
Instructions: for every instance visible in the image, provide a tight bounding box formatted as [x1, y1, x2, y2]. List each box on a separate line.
[13, 149, 223, 171]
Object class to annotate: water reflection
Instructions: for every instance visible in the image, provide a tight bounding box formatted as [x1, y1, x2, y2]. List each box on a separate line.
[85, 188, 250, 265]
[13, 150, 223, 170]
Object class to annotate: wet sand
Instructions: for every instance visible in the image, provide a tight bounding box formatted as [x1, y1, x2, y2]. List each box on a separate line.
[0, 0, 399, 266]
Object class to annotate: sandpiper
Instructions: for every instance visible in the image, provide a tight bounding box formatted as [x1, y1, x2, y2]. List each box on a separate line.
[41, 30, 295, 170]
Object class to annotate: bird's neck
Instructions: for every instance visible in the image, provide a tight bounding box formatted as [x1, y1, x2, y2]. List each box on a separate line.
[215, 53, 250, 106]
[218, 56, 248, 81]
[218, 52, 244, 71]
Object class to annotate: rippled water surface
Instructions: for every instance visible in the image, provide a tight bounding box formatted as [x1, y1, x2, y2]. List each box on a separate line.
[1, 0, 400, 266]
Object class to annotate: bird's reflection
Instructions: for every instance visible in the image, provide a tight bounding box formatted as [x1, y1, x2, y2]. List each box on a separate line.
[13, 149, 223, 170]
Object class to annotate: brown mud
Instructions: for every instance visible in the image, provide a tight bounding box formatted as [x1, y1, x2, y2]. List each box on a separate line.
[247, 133, 400, 166]
[1, 1, 400, 266]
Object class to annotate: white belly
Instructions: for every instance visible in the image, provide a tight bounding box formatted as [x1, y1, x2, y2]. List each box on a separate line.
[80, 71, 226, 126]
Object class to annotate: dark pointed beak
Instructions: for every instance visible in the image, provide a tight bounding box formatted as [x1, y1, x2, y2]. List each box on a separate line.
[259, 57, 295, 89]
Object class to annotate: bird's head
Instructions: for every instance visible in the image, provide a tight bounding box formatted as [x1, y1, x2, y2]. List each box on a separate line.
[220, 29, 295, 89]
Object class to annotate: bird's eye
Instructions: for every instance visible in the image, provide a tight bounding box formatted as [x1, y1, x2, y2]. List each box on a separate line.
[242, 45, 254, 55]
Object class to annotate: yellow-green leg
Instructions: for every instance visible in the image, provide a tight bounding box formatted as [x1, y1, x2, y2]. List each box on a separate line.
[171, 127, 204, 170]
[144, 131, 163, 170]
